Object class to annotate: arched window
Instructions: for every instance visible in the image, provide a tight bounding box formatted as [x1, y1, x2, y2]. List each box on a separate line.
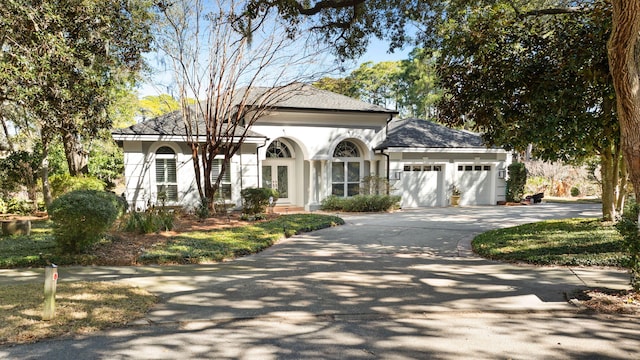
[333, 140, 360, 157]
[266, 140, 292, 158]
[332, 141, 362, 197]
[155, 146, 178, 202]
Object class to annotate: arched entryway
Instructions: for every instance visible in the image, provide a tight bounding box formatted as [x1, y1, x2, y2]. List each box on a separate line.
[262, 139, 296, 204]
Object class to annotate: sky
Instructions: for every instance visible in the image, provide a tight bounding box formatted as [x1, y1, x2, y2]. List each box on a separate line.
[137, 37, 412, 99]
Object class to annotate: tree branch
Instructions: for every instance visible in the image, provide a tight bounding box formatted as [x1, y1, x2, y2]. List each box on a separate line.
[291, 0, 366, 16]
[519, 6, 588, 18]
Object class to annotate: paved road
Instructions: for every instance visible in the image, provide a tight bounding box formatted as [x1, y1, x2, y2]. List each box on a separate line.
[1, 203, 638, 359]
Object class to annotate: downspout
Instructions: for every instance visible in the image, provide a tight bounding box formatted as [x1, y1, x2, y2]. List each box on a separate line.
[256, 138, 269, 187]
[380, 114, 394, 195]
[379, 150, 390, 195]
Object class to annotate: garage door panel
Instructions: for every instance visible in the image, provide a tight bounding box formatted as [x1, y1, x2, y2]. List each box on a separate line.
[401, 168, 443, 207]
[457, 166, 492, 205]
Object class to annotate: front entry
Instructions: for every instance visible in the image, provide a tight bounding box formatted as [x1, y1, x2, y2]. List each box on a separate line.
[262, 160, 294, 204]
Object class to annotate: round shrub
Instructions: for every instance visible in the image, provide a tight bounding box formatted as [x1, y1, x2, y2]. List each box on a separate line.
[241, 188, 279, 215]
[50, 174, 105, 199]
[0, 198, 6, 214]
[570, 186, 581, 197]
[48, 190, 120, 253]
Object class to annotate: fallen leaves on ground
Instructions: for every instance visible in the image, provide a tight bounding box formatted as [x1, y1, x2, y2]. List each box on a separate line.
[571, 288, 640, 314]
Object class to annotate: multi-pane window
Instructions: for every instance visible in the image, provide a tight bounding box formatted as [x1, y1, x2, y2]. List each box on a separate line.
[458, 165, 491, 171]
[155, 146, 178, 202]
[212, 159, 232, 200]
[332, 140, 361, 197]
[403, 164, 443, 172]
[266, 140, 292, 158]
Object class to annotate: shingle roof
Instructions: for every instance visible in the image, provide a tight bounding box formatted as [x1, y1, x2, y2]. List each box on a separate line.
[112, 107, 266, 138]
[113, 84, 396, 137]
[257, 83, 397, 113]
[376, 118, 487, 149]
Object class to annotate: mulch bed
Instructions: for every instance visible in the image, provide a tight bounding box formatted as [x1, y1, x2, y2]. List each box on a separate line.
[94, 213, 278, 266]
[570, 288, 640, 314]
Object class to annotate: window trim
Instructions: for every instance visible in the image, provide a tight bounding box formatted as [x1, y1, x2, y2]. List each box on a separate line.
[211, 158, 232, 201]
[332, 140, 363, 197]
[155, 146, 178, 203]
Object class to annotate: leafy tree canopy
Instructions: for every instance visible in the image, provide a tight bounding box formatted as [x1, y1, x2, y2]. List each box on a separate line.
[314, 50, 441, 119]
[436, 0, 615, 163]
[138, 94, 181, 119]
[0, 0, 154, 175]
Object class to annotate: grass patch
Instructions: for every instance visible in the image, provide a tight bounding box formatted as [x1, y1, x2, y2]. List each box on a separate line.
[0, 281, 156, 345]
[139, 214, 344, 264]
[472, 218, 628, 267]
[0, 221, 100, 268]
[1, 214, 345, 268]
[544, 197, 602, 204]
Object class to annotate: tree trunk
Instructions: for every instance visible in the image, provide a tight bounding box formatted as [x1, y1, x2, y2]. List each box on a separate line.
[616, 157, 628, 212]
[41, 159, 53, 207]
[608, 1, 640, 222]
[600, 148, 617, 221]
[61, 132, 88, 176]
[1, 111, 13, 151]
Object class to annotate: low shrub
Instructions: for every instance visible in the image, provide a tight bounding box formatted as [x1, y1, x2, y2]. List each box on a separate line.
[50, 174, 105, 199]
[616, 200, 640, 291]
[48, 190, 120, 253]
[571, 186, 581, 197]
[6, 198, 33, 215]
[241, 187, 279, 215]
[320, 195, 347, 211]
[121, 208, 175, 234]
[195, 199, 210, 221]
[321, 195, 400, 212]
[0, 198, 7, 214]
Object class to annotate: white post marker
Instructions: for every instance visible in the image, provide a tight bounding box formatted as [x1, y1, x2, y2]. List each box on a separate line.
[43, 264, 58, 321]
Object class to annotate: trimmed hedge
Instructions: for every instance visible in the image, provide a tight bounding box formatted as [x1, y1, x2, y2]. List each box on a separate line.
[506, 162, 527, 202]
[321, 195, 400, 212]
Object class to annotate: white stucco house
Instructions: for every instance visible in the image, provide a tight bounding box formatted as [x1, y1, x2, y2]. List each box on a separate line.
[112, 84, 511, 211]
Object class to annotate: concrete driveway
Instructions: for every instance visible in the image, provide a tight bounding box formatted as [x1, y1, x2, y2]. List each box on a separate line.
[2, 203, 638, 359]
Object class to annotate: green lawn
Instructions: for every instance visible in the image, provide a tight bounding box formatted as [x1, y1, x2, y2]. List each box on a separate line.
[138, 214, 344, 264]
[472, 218, 628, 267]
[0, 214, 344, 268]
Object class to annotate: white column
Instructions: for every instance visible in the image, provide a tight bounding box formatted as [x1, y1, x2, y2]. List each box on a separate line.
[308, 160, 317, 207]
[490, 164, 497, 205]
[320, 160, 327, 199]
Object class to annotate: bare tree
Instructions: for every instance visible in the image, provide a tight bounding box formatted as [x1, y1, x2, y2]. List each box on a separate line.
[155, 0, 333, 209]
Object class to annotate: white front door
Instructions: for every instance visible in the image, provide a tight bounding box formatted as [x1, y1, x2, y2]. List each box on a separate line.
[262, 160, 295, 204]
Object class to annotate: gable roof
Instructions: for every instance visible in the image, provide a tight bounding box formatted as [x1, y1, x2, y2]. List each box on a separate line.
[375, 118, 487, 149]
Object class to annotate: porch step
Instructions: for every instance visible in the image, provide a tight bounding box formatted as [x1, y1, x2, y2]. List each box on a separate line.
[272, 205, 306, 214]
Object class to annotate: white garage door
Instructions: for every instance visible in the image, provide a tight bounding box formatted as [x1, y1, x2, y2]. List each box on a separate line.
[457, 164, 492, 205]
[401, 164, 444, 207]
